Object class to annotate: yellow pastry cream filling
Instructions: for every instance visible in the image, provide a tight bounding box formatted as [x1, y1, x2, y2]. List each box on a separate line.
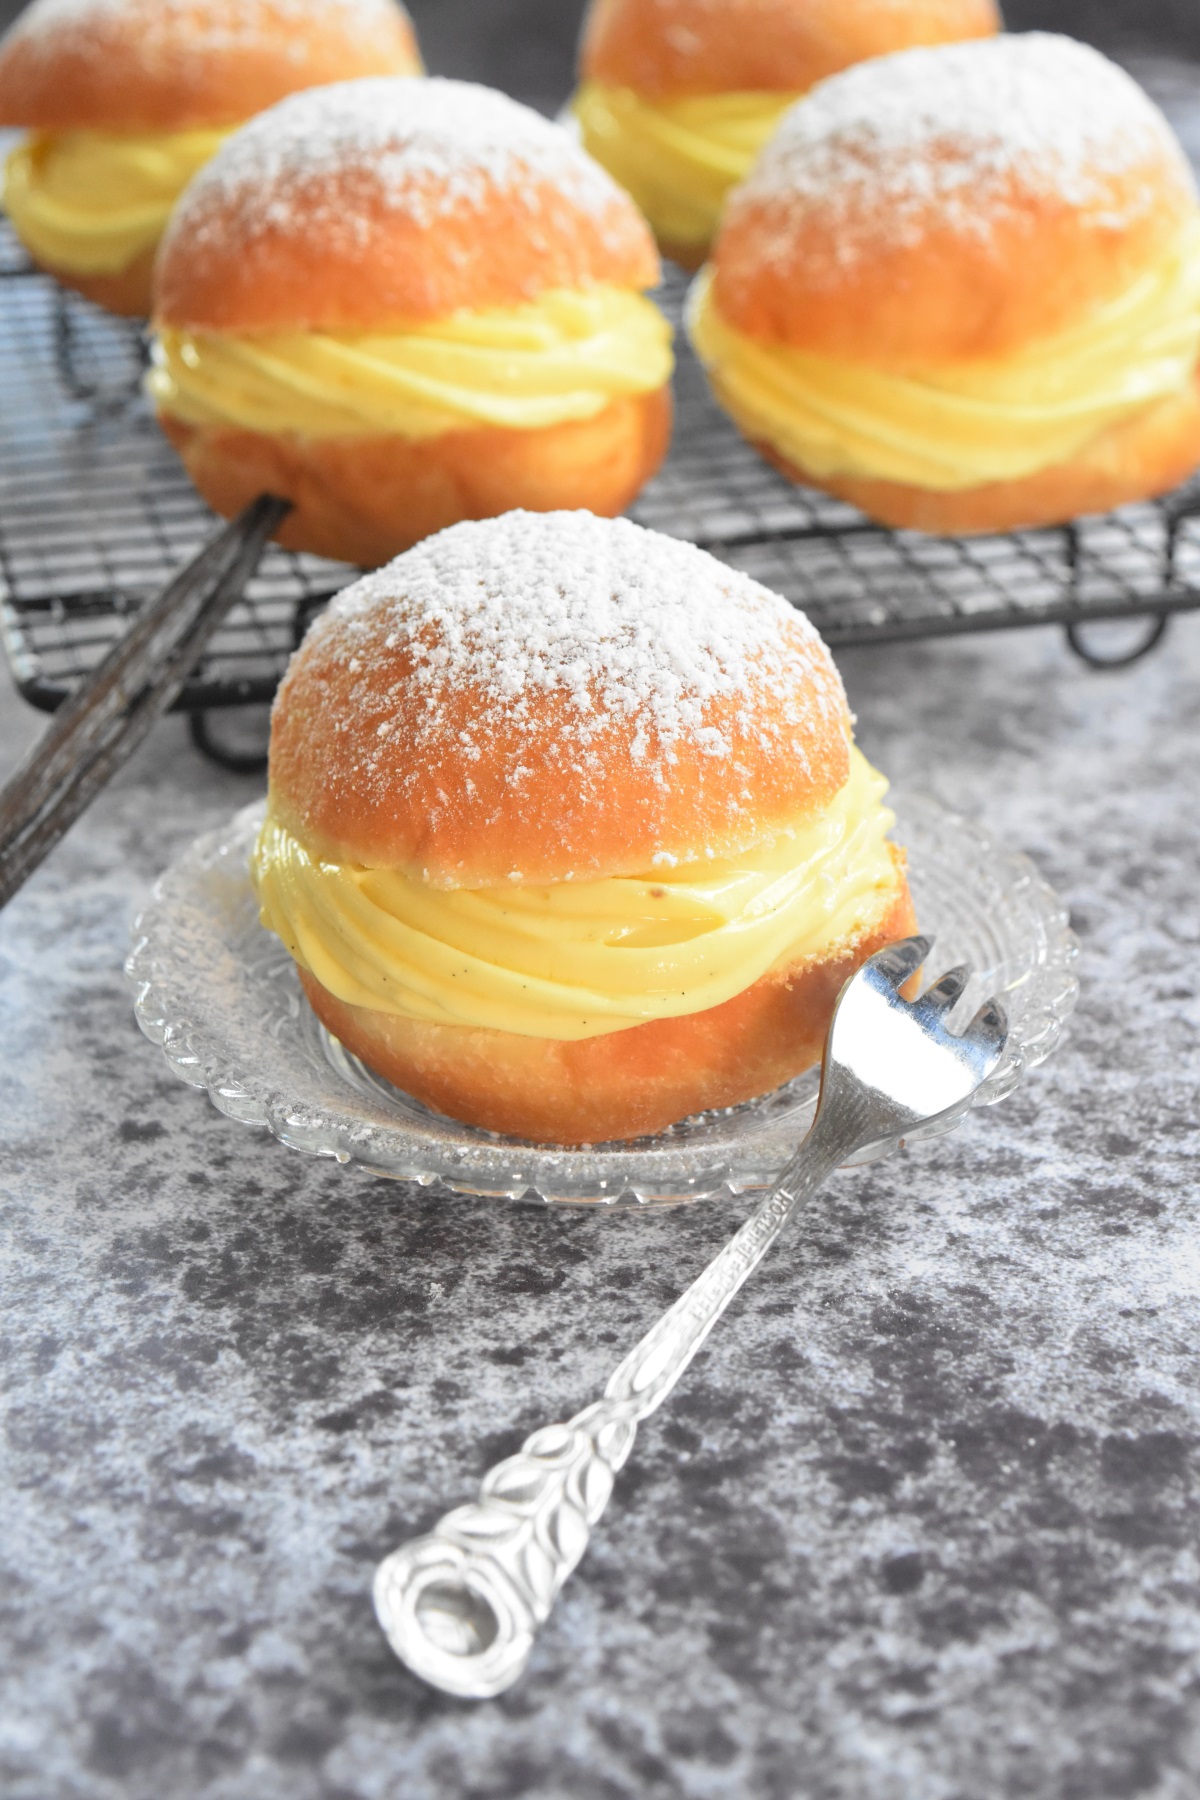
[688, 217, 1200, 491]
[3, 127, 232, 276]
[573, 82, 799, 252]
[252, 745, 899, 1042]
[147, 284, 675, 439]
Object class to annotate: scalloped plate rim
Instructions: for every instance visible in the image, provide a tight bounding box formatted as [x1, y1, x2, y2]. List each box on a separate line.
[125, 793, 1080, 1207]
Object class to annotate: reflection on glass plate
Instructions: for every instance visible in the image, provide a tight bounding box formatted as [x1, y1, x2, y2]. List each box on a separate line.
[126, 797, 1078, 1207]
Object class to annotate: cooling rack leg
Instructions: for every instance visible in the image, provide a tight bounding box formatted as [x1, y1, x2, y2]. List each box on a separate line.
[188, 709, 271, 775]
[1064, 614, 1171, 669]
[52, 285, 146, 409]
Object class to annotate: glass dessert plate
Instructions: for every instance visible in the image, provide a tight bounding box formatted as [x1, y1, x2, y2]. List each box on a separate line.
[126, 796, 1079, 1207]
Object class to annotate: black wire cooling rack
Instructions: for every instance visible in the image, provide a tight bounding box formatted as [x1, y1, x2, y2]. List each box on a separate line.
[3, 221, 1200, 767]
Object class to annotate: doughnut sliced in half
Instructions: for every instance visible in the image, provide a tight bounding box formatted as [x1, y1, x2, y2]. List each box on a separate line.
[150, 79, 673, 563]
[255, 511, 916, 1145]
[692, 34, 1200, 532]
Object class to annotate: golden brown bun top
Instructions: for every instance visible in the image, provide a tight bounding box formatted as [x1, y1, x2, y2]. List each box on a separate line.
[269, 511, 853, 889]
[154, 78, 660, 332]
[711, 33, 1199, 365]
[580, 0, 999, 100]
[0, 0, 421, 132]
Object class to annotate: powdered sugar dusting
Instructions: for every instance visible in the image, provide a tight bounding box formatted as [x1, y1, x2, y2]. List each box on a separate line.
[731, 34, 1194, 262]
[169, 77, 626, 243]
[5, 0, 411, 60]
[306, 511, 844, 803]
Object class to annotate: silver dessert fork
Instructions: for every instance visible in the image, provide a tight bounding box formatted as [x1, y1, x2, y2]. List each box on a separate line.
[373, 936, 1008, 1699]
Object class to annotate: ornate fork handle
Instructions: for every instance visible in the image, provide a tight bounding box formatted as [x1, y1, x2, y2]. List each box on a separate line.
[373, 1122, 850, 1699]
[374, 941, 1007, 1698]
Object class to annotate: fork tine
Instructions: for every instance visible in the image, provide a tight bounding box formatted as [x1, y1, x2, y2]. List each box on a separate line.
[964, 996, 1009, 1055]
[921, 964, 970, 1013]
[871, 935, 932, 988]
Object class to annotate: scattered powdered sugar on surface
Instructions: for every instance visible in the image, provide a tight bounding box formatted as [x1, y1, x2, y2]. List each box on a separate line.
[731, 34, 1193, 261]
[6, 0, 410, 57]
[171, 77, 625, 239]
[307, 511, 844, 798]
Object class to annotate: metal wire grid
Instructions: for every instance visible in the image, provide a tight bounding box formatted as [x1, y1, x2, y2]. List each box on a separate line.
[0, 224, 355, 715]
[2, 228, 1199, 722]
[638, 271, 1200, 650]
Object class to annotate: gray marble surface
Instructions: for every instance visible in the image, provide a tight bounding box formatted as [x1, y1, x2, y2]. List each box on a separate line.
[3, 607, 1200, 1800]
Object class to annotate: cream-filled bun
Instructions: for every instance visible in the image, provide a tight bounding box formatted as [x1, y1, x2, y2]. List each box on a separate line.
[148, 79, 673, 566]
[0, 0, 422, 316]
[254, 510, 916, 1145]
[573, 0, 999, 270]
[690, 34, 1200, 533]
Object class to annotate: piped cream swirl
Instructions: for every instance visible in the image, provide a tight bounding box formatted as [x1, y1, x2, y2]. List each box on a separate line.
[4, 128, 231, 276]
[573, 81, 799, 252]
[147, 284, 674, 439]
[253, 746, 899, 1040]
